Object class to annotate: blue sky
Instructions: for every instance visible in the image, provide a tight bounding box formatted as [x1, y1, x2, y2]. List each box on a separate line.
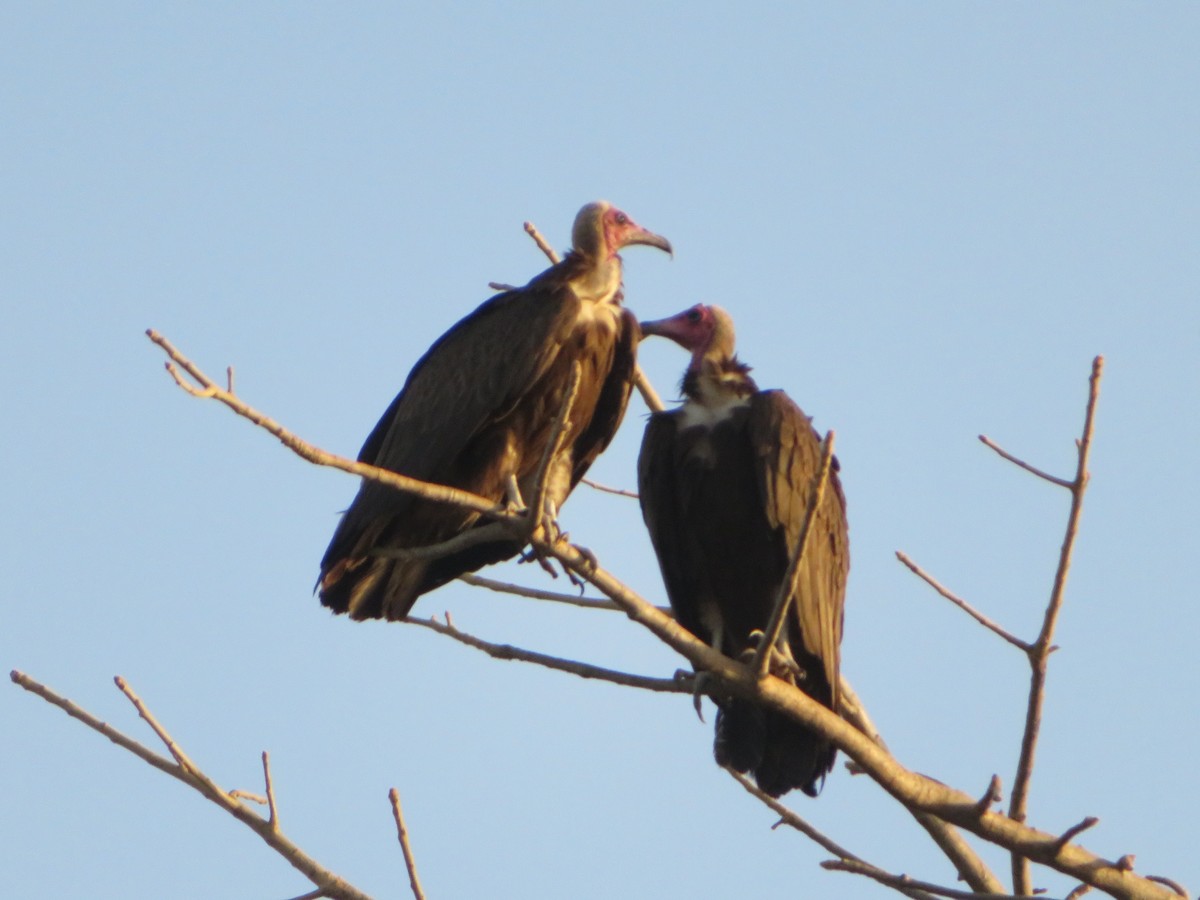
[3, 4, 1197, 898]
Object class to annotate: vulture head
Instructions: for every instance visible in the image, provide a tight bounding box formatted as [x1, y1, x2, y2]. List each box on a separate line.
[640, 303, 737, 367]
[572, 201, 673, 261]
[641, 304, 753, 403]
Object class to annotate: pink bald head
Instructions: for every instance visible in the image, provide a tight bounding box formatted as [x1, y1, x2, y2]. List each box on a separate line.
[572, 201, 673, 261]
[640, 304, 736, 367]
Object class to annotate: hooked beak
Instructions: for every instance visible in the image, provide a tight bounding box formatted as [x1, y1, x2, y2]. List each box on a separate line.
[621, 228, 673, 258]
[638, 310, 690, 345]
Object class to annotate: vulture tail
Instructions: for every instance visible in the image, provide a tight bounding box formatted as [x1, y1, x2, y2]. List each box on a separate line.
[754, 711, 836, 798]
[319, 532, 526, 621]
[713, 700, 766, 774]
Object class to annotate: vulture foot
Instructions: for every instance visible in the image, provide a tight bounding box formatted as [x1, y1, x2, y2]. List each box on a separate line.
[743, 630, 803, 681]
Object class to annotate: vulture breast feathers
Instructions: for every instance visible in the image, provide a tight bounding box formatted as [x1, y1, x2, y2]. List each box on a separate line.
[319, 201, 671, 621]
[638, 304, 848, 798]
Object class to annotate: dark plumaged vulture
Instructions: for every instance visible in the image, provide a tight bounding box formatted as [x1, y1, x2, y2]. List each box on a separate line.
[637, 304, 848, 797]
[319, 201, 671, 620]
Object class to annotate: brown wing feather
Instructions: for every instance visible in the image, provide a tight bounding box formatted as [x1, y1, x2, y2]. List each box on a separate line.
[747, 390, 849, 711]
[570, 308, 639, 485]
[321, 279, 582, 573]
[637, 411, 711, 641]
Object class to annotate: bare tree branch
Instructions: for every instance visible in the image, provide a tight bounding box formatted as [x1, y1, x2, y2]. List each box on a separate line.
[389, 788, 428, 900]
[821, 859, 1048, 900]
[633, 365, 666, 413]
[531, 360, 581, 533]
[523, 220, 561, 264]
[134, 341, 1181, 900]
[727, 770, 940, 900]
[147, 329, 507, 523]
[534, 537, 1177, 900]
[404, 614, 689, 694]
[580, 477, 639, 499]
[457, 573, 625, 611]
[978, 434, 1074, 488]
[896, 551, 1030, 651]
[1009, 355, 1104, 895]
[11, 670, 373, 900]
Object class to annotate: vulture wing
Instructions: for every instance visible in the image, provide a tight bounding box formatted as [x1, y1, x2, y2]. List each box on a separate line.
[747, 390, 848, 711]
[637, 410, 710, 641]
[322, 281, 581, 571]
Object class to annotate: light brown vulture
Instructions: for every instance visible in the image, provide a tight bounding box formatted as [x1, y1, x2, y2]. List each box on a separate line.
[319, 201, 671, 620]
[637, 304, 848, 797]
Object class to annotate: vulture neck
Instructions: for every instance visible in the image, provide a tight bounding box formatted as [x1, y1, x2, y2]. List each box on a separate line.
[566, 252, 623, 307]
[679, 355, 757, 428]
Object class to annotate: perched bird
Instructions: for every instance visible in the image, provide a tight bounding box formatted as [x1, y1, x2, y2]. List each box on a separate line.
[319, 201, 671, 621]
[637, 304, 848, 797]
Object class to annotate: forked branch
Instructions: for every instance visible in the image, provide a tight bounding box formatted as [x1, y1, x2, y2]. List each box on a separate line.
[10, 670, 373, 900]
[1008, 356, 1104, 895]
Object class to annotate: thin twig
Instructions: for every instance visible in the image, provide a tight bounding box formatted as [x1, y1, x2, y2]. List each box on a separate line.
[580, 477, 639, 499]
[405, 616, 689, 694]
[147, 329, 507, 523]
[12, 671, 373, 900]
[979, 435, 1073, 489]
[754, 431, 835, 678]
[633, 365, 665, 413]
[531, 360, 581, 534]
[1010, 356, 1104, 896]
[145, 344, 1182, 900]
[974, 775, 1003, 815]
[821, 859, 1048, 900]
[895, 551, 1030, 652]
[523, 220, 561, 264]
[458, 573, 667, 613]
[542, 538, 1178, 900]
[372, 520, 516, 563]
[263, 751, 279, 831]
[389, 788, 428, 900]
[1066, 884, 1094, 900]
[726, 771, 938, 900]
[1054, 817, 1100, 853]
[1145, 876, 1189, 898]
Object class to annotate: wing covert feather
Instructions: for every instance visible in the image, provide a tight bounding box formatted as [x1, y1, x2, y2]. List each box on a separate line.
[748, 391, 848, 708]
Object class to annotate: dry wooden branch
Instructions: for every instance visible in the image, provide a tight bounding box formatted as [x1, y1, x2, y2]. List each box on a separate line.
[141, 341, 1180, 900]
[389, 788, 427, 900]
[753, 430, 835, 678]
[531, 360, 581, 534]
[11, 670, 373, 900]
[821, 858, 1048, 900]
[974, 774, 1003, 815]
[458, 573, 622, 611]
[729, 772, 941, 900]
[534, 537, 1177, 900]
[633, 365, 665, 413]
[895, 551, 1030, 652]
[523, 220, 560, 264]
[1054, 816, 1100, 852]
[580, 477, 639, 499]
[1009, 355, 1104, 895]
[405, 615, 689, 694]
[146, 329, 507, 523]
[978, 434, 1074, 488]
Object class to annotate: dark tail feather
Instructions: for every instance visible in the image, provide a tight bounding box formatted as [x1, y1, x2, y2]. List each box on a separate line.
[318, 556, 426, 621]
[753, 710, 837, 798]
[713, 700, 766, 774]
[319, 534, 526, 621]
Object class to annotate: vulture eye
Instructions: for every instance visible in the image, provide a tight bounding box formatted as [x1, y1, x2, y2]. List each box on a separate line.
[686, 308, 702, 323]
[614, 211, 628, 225]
